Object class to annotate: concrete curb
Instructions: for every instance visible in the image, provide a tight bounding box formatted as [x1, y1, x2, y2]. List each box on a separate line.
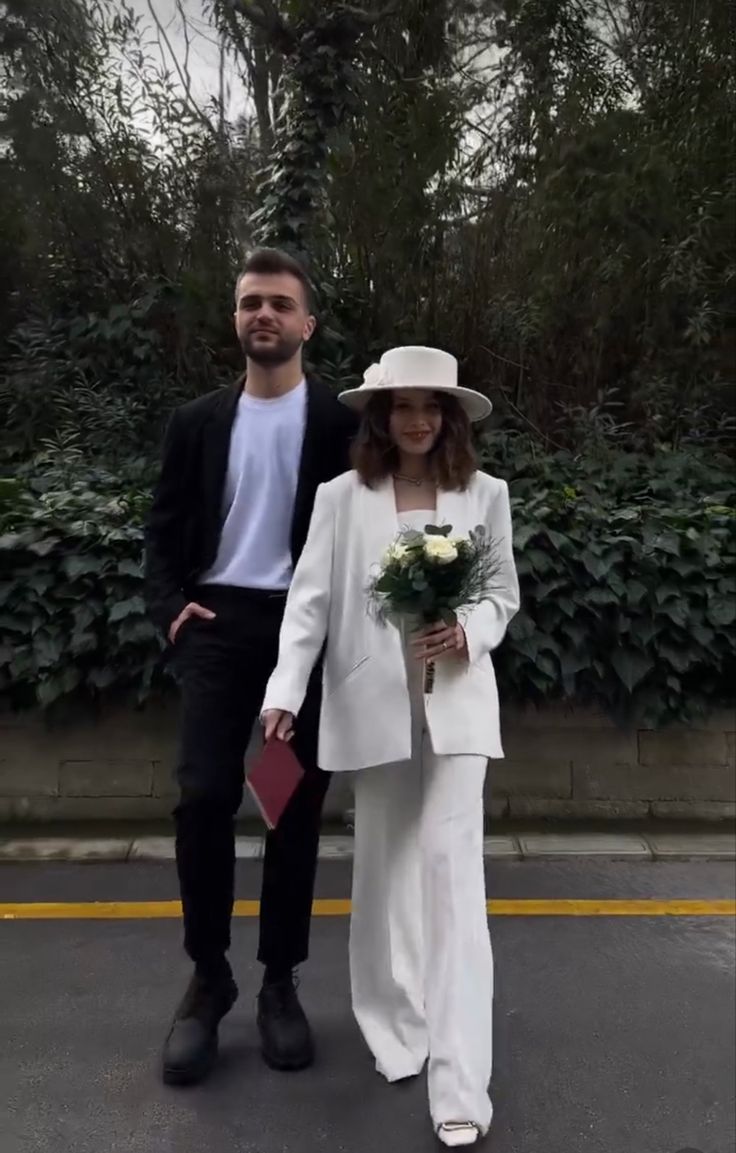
[0, 831, 734, 863]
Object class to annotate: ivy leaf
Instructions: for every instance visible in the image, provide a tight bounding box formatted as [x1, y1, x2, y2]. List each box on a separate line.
[37, 667, 81, 707]
[536, 653, 558, 679]
[636, 619, 660, 647]
[627, 580, 648, 605]
[588, 587, 617, 605]
[117, 558, 143, 578]
[69, 631, 97, 655]
[658, 643, 693, 673]
[527, 548, 554, 573]
[658, 601, 689, 628]
[557, 597, 577, 618]
[513, 524, 536, 550]
[108, 596, 146, 622]
[27, 537, 58, 557]
[35, 634, 64, 668]
[611, 649, 654, 693]
[509, 612, 535, 640]
[561, 622, 588, 649]
[580, 551, 608, 580]
[708, 596, 736, 627]
[655, 583, 678, 604]
[691, 623, 715, 646]
[560, 650, 590, 676]
[512, 636, 540, 660]
[73, 604, 97, 630]
[63, 555, 104, 578]
[650, 530, 680, 556]
[543, 529, 570, 549]
[670, 558, 699, 577]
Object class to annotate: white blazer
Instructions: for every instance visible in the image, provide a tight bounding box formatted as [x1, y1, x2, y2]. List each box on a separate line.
[262, 470, 520, 772]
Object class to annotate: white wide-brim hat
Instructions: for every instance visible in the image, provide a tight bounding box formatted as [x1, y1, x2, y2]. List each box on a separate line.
[338, 346, 492, 423]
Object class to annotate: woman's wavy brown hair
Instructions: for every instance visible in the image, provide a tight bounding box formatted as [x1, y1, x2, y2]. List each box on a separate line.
[351, 390, 478, 491]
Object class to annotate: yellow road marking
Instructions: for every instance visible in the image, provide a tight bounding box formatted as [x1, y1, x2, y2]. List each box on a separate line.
[1, 899, 734, 920]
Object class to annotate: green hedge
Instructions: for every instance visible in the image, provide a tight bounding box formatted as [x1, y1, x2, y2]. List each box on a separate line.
[0, 460, 162, 709]
[1, 441, 734, 726]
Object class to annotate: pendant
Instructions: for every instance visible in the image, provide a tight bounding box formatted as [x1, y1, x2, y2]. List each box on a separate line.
[424, 659, 435, 694]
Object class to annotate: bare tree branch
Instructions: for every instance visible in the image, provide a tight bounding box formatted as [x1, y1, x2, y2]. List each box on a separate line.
[601, 0, 627, 48]
[217, 19, 227, 135]
[214, 0, 275, 149]
[478, 347, 568, 450]
[146, 0, 218, 136]
[251, 28, 275, 148]
[175, 0, 192, 80]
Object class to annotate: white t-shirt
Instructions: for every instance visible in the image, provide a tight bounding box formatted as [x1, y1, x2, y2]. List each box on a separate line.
[201, 381, 307, 590]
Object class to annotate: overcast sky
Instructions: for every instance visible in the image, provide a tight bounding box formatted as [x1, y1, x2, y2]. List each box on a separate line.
[125, 1, 502, 156]
[129, 0, 248, 121]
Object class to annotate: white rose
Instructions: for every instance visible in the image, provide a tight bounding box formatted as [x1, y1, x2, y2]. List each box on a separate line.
[384, 542, 410, 566]
[423, 535, 458, 564]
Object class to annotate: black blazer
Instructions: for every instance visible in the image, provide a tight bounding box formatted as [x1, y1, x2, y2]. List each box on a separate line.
[144, 375, 359, 634]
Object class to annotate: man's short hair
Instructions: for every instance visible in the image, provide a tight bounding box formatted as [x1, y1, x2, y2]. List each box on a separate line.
[234, 247, 315, 312]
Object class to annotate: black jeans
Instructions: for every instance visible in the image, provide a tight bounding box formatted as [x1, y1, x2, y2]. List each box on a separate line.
[172, 584, 329, 976]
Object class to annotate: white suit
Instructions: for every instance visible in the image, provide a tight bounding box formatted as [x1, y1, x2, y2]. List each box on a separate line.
[263, 469, 519, 1135]
[263, 470, 519, 768]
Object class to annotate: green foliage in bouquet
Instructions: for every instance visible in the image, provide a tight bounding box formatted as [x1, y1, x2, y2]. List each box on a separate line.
[368, 523, 500, 627]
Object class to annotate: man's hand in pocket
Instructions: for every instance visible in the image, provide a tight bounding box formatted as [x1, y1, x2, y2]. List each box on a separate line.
[168, 602, 216, 645]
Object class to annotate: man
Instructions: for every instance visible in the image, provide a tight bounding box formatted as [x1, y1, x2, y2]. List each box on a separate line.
[144, 247, 357, 1086]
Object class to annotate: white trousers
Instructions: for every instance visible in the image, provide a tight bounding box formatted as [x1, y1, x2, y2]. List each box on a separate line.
[349, 718, 494, 1134]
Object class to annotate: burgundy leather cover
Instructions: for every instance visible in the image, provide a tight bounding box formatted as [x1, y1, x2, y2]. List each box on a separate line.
[246, 738, 305, 830]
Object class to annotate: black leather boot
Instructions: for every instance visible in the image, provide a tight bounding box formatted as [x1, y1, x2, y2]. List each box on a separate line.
[257, 973, 314, 1071]
[162, 970, 238, 1086]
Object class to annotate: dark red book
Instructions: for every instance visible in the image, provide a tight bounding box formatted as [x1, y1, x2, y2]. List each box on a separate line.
[246, 737, 305, 830]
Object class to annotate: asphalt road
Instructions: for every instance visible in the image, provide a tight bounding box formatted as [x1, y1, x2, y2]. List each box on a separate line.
[1, 859, 734, 1153]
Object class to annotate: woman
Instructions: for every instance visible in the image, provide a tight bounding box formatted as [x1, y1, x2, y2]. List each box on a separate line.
[261, 346, 519, 1147]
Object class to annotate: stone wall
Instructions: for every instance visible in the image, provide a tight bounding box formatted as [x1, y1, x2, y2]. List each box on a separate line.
[0, 701, 734, 823]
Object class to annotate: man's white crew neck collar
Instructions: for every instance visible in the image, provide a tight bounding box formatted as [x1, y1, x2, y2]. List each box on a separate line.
[243, 377, 306, 405]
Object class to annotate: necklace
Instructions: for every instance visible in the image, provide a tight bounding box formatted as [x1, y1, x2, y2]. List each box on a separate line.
[393, 473, 430, 487]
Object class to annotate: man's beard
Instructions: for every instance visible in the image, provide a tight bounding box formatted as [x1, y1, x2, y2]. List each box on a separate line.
[240, 329, 303, 366]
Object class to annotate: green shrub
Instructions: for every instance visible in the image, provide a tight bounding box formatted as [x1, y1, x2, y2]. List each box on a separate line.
[0, 291, 229, 467]
[1, 442, 734, 725]
[0, 458, 161, 709]
[485, 436, 736, 724]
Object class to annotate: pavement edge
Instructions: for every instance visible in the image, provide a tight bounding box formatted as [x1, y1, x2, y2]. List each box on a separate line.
[0, 831, 735, 862]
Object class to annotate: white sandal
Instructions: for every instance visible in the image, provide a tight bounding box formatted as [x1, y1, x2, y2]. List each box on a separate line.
[436, 1121, 480, 1147]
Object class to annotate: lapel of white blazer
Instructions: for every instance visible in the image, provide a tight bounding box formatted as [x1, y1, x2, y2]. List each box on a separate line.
[359, 476, 399, 564]
[358, 479, 472, 559]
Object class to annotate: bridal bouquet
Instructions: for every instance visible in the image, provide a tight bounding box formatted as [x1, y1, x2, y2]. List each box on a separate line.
[368, 523, 500, 692]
